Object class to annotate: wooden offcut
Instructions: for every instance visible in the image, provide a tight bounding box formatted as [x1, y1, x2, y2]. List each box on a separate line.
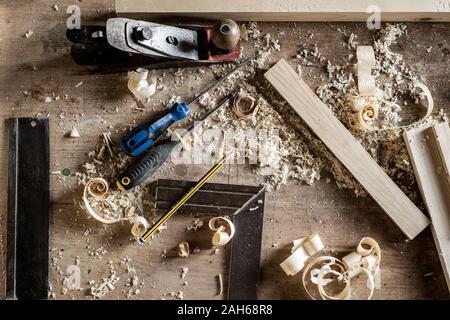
[430, 123, 450, 190]
[264, 59, 429, 240]
[403, 123, 450, 291]
[116, 0, 450, 22]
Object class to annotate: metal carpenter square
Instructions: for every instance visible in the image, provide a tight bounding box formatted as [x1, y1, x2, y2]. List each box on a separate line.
[7, 118, 49, 300]
[227, 187, 265, 300]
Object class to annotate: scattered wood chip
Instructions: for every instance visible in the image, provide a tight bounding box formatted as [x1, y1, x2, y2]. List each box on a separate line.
[128, 68, 157, 101]
[178, 242, 190, 258]
[69, 126, 80, 138]
[180, 266, 189, 279]
[24, 30, 33, 38]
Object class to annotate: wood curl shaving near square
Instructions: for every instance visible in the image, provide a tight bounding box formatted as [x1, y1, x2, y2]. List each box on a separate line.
[83, 178, 149, 237]
[209, 216, 235, 247]
[280, 234, 381, 300]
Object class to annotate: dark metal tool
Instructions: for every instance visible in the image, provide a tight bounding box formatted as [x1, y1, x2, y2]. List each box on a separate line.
[7, 118, 50, 300]
[152, 179, 265, 300]
[67, 18, 241, 72]
[116, 91, 236, 191]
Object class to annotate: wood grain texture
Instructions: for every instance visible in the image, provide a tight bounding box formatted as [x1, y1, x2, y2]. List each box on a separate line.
[431, 123, 450, 190]
[403, 123, 450, 292]
[264, 59, 430, 240]
[116, 0, 450, 22]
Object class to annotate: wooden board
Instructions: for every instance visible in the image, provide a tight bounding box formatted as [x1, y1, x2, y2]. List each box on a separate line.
[264, 59, 430, 240]
[403, 123, 450, 292]
[116, 0, 450, 22]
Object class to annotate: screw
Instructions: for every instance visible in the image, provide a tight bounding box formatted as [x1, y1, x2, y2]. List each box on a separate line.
[166, 36, 178, 45]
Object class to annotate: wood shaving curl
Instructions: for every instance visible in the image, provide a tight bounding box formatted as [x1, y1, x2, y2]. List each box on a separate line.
[280, 234, 381, 300]
[232, 92, 259, 120]
[83, 178, 149, 237]
[280, 233, 324, 276]
[209, 216, 235, 247]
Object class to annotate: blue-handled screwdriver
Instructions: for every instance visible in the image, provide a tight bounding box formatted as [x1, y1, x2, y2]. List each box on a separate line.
[121, 56, 253, 157]
[122, 102, 188, 156]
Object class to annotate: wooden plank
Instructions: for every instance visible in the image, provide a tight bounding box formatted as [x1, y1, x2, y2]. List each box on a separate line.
[430, 123, 450, 190]
[116, 0, 450, 22]
[264, 59, 429, 240]
[403, 123, 450, 292]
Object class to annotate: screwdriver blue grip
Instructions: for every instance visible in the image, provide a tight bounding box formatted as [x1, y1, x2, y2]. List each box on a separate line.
[122, 102, 189, 156]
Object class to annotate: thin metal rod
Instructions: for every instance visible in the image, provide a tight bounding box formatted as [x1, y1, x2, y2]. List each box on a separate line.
[184, 91, 236, 134]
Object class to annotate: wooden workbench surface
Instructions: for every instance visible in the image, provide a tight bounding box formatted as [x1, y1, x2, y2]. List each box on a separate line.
[0, 0, 449, 300]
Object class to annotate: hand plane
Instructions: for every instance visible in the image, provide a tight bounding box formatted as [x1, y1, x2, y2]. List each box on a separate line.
[67, 18, 241, 72]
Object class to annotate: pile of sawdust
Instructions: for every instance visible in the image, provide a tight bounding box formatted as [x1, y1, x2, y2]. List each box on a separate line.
[203, 83, 322, 190]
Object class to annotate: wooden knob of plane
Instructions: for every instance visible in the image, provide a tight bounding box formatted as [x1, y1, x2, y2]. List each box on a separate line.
[211, 19, 240, 52]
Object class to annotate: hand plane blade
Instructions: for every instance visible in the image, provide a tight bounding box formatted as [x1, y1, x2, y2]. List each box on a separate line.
[107, 18, 199, 60]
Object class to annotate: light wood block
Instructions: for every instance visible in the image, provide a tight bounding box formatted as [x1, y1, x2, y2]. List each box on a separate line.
[116, 0, 450, 22]
[264, 58, 429, 240]
[431, 123, 450, 190]
[404, 122, 450, 292]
